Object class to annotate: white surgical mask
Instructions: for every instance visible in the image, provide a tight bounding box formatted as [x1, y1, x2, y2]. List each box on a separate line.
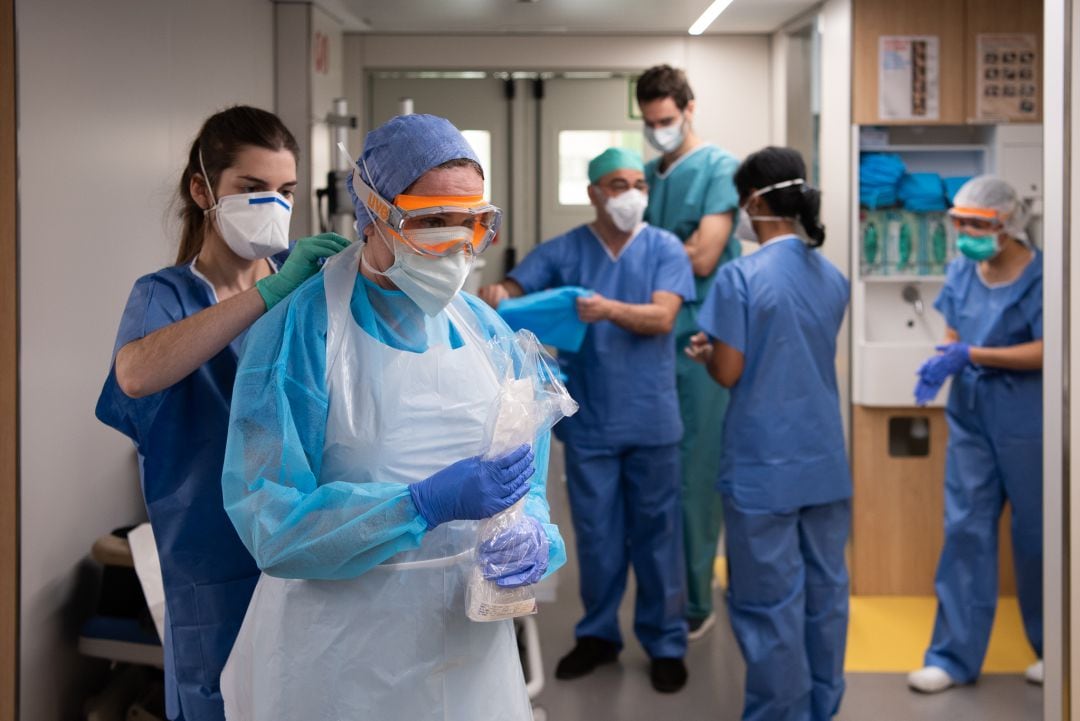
[734, 178, 805, 244]
[604, 188, 648, 233]
[364, 223, 475, 317]
[734, 211, 760, 244]
[199, 150, 292, 260]
[644, 120, 685, 154]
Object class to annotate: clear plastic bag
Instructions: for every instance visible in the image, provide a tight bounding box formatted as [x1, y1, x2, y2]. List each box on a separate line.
[466, 331, 578, 622]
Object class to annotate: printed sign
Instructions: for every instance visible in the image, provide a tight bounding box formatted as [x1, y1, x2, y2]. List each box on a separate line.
[976, 34, 1038, 121]
[879, 36, 940, 121]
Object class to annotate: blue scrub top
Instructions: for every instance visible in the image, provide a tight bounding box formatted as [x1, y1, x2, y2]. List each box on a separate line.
[645, 143, 741, 301]
[697, 236, 852, 511]
[935, 250, 1043, 420]
[935, 251, 1043, 348]
[95, 258, 275, 719]
[508, 223, 695, 448]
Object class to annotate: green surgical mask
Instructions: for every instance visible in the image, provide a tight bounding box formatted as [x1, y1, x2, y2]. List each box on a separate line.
[957, 232, 1001, 261]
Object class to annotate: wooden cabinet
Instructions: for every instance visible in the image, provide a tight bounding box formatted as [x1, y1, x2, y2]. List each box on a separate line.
[852, 0, 1042, 125]
[851, 405, 1016, 595]
[852, 1, 966, 125]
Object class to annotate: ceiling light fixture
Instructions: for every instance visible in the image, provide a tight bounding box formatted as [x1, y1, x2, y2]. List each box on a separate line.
[688, 0, 735, 35]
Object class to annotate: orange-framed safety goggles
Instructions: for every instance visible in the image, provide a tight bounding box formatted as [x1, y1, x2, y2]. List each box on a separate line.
[345, 149, 502, 257]
[947, 206, 1003, 232]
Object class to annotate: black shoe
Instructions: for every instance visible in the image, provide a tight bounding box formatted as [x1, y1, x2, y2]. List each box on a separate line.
[555, 637, 619, 680]
[650, 657, 688, 693]
[687, 612, 716, 642]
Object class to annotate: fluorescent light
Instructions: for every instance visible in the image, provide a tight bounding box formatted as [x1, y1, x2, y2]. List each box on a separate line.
[688, 0, 736, 35]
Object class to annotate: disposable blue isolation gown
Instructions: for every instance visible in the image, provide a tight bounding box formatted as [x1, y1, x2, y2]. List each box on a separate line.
[646, 143, 742, 621]
[509, 222, 694, 658]
[698, 235, 852, 721]
[497, 285, 592, 353]
[96, 257, 283, 721]
[219, 243, 565, 720]
[924, 251, 1044, 682]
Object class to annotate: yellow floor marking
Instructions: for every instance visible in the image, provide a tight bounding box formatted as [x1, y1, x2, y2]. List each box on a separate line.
[712, 557, 1035, 673]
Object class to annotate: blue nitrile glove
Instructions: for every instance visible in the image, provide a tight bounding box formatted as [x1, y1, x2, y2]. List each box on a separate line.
[917, 342, 971, 385]
[479, 515, 550, 588]
[409, 445, 535, 529]
[256, 233, 351, 310]
[913, 375, 943, 406]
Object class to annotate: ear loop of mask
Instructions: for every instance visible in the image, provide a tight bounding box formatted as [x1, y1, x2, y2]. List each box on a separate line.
[197, 146, 219, 213]
[745, 178, 806, 221]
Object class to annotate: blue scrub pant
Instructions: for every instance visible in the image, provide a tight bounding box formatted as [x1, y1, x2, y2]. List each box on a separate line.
[925, 389, 1044, 682]
[723, 496, 850, 721]
[564, 442, 688, 659]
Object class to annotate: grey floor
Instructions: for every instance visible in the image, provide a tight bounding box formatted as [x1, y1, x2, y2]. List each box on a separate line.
[531, 442, 1042, 721]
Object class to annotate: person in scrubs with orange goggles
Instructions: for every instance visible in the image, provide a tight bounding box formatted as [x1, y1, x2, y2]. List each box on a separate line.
[908, 175, 1043, 694]
[218, 114, 565, 721]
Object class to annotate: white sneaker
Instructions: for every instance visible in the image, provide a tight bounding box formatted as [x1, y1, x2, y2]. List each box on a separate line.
[907, 666, 956, 693]
[687, 612, 716, 642]
[1025, 660, 1044, 685]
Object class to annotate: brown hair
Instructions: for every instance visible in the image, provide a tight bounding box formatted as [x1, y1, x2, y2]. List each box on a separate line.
[635, 64, 695, 111]
[175, 106, 300, 265]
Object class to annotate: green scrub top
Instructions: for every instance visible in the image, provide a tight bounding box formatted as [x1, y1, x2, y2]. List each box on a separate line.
[644, 143, 741, 302]
[644, 141, 741, 621]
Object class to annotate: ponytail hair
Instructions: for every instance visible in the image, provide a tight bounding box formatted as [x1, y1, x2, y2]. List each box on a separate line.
[734, 146, 826, 247]
[174, 106, 299, 265]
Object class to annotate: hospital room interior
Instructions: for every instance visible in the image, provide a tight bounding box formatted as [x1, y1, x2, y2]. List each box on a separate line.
[3, 0, 1079, 719]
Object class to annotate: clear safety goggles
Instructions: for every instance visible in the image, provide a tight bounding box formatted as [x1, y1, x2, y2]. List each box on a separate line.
[948, 206, 1002, 233]
[341, 143, 502, 257]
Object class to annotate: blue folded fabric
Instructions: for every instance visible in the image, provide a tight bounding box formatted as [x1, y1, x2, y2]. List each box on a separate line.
[944, 176, 974, 204]
[497, 286, 593, 353]
[860, 153, 906, 209]
[898, 172, 948, 212]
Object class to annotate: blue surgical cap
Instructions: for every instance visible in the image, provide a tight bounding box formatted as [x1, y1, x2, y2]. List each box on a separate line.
[588, 147, 644, 184]
[348, 114, 481, 233]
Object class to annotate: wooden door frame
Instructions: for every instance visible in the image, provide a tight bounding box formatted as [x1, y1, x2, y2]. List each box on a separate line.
[1, 0, 17, 718]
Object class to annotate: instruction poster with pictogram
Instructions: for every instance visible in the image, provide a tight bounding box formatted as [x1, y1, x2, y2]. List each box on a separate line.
[976, 34, 1038, 121]
[879, 35, 940, 122]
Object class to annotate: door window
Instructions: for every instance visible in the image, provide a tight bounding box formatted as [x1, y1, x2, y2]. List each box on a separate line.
[558, 130, 646, 206]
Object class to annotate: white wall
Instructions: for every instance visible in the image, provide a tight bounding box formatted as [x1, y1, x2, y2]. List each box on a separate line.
[770, 30, 790, 145]
[818, 0, 853, 438]
[16, 0, 275, 718]
[275, 3, 348, 237]
[310, 5, 346, 236]
[344, 34, 773, 161]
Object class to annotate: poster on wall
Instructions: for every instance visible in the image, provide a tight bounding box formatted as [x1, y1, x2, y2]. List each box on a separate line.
[976, 34, 1038, 121]
[879, 35, 940, 121]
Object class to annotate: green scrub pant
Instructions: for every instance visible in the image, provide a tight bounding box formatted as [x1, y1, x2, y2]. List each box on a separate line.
[675, 300, 729, 621]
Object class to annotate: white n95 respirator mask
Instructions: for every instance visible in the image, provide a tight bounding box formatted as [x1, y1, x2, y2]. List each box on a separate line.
[199, 151, 293, 260]
[644, 120, 685, 154]
[364, 223, 475, 317]
[604, 189, 648, 233]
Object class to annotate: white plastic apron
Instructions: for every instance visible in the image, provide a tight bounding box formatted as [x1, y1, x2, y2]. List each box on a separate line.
[223, 242, 532, 721]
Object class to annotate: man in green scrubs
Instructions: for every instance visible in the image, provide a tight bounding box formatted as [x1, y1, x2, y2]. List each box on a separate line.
[636, 64, 740, 640]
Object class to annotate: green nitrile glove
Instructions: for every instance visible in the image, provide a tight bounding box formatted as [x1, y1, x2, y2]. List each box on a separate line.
[256, 233, 351, 310]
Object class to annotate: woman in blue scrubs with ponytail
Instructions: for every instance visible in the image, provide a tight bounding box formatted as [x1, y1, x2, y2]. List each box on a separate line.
[95, 106, 348, 720]
[687, 146, 851, 721]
